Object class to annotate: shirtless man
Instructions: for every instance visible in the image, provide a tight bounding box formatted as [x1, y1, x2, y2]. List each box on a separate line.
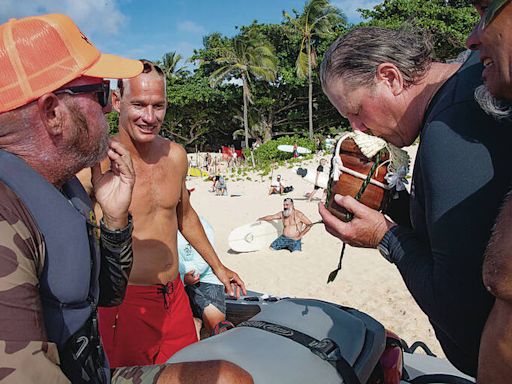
[79, 60, 246, 367]
[258, 198, 312, 252]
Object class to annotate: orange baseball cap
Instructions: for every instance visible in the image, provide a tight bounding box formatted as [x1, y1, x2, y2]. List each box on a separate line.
[0, 14, 143, 113]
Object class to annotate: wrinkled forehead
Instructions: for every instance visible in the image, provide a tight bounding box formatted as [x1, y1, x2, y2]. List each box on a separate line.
[129, 72, 165, 90]
[120, 71, 166, 98]
[324, 77, 370, 117]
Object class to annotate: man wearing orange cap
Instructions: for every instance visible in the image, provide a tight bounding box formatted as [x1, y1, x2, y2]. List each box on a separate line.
[78, 59, 247, 368]
[466, 1, 512, 382]
[0, 14, 252, 384]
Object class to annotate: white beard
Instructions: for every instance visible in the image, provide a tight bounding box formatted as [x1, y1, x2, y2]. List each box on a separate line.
[474, 84, 512, 120]
[283, 208, 292, 218]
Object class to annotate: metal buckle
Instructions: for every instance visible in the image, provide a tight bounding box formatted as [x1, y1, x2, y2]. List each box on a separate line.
[309, 338, 342, 362]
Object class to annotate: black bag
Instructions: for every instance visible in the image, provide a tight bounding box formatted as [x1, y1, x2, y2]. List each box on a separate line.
[283, 186, 294, 193]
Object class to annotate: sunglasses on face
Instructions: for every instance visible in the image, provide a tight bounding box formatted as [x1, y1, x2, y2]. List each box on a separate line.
[479, 0, 509, 30]
[54, 80, 111, 108]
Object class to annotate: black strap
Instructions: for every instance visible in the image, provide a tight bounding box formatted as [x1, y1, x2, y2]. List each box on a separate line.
[238, 320, 361, 384]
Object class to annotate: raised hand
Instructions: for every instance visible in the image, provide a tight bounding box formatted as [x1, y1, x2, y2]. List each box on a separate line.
[92, 140, 135, 229]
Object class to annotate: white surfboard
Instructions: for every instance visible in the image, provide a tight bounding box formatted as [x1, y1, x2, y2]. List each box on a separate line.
[228, 221, 283, 253]
[277, 144, 311, 155]
[294, 167, 329, 189]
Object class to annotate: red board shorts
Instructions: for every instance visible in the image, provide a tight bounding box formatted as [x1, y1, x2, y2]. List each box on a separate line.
[99, 275, 198, 367]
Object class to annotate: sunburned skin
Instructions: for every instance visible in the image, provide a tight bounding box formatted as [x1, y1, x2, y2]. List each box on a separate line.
[281, 210, 303, 240]
[79, 69, 245, 295]
[79, 139, 189, 284]
[121, 139, 186, 284]
[258, 200, 312, 241]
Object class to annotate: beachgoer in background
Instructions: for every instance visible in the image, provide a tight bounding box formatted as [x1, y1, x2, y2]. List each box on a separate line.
[205, 152, 212, 172]
[315, 137, 321, 151]
[258, 198, 312, 252]
[232, 146, 238, 166]
[210, 174, 219, 192]
[253, 138, 262, 149]
[307, 158, 328, 202]
[466, 2, 512, 382]
[324, 135, 335, 152]
[269, 174, 284, 195]
[79, 60, 246, 368]
[178, 215, 226, 339]
[216, 175, 228, 196]
[292, 142, 299, 158]
[0, 14, 253, 384]
[318, 26, 512, 377]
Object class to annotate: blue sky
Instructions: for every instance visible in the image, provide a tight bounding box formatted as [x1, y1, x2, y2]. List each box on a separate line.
[1, 0, 381, 63]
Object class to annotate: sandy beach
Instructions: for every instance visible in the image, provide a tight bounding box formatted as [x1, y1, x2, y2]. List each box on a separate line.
[186, 144, 444, 357]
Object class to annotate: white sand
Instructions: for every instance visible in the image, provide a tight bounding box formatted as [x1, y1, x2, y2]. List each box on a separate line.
[186, 144, 443, 356]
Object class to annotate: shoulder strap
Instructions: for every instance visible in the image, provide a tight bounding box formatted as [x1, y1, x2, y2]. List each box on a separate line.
[238, 320, 361, 384]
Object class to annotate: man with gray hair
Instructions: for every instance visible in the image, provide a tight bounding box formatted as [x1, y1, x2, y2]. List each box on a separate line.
[466, 0, 512, 121]
[258, 198, 312, 252]
[466, 1, 512, 382]
[318, 26, 512, 376]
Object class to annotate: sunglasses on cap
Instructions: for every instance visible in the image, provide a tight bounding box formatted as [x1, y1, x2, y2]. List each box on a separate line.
[478, 0, 509, 30]
[54, 80, 111, 108]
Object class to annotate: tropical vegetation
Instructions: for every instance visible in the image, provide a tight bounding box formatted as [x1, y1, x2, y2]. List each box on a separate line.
[107, 0, 479, 156]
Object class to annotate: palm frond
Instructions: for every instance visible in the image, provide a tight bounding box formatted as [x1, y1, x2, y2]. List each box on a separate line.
[296, 51, 308, 79]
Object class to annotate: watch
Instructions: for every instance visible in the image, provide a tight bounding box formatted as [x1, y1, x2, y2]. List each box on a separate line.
[100, 213, 133, 244]
[377, 229, 394, 264]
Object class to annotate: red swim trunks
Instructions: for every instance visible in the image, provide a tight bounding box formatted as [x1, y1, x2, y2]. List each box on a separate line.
[99, 275, 198, 367]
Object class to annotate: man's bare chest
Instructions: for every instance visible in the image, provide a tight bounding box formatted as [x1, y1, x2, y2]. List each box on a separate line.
[131, 162, 181, 212]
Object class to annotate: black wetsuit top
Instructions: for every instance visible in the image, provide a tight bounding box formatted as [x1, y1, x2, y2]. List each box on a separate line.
[381, 52, 512, 376]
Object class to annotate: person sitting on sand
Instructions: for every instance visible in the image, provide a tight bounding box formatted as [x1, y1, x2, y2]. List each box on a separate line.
[178, 215, 226, 340]
[307, 158, 328, 202]
[215, 175, 228, 196]
[258, 198, 312, 252]
[269, 174, 284, 195]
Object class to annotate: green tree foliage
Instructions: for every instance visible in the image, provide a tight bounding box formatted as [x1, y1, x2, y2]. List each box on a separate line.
[157, 51, 187, 82]
[237, 21, 348, 143]
[284, 0, 346, 140]
[359, 0, 479, 60]
[106, 110, 119, 136]
[208, 30, 278, 149]
[245, 135, 316, 172]
[149, 0, 479, 152]
[163, 72, 240, 149]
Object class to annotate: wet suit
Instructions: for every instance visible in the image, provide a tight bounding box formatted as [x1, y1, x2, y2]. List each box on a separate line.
[380, 52, 512, 376]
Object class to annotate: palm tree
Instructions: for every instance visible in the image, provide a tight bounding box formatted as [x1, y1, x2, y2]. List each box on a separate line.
[209, 31, 278, 150]
[284, 0, 345, 140]
[159, 51, 187, 82]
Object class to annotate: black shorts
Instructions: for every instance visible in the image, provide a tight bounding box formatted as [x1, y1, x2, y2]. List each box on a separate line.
[185, 282, 226, 318]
